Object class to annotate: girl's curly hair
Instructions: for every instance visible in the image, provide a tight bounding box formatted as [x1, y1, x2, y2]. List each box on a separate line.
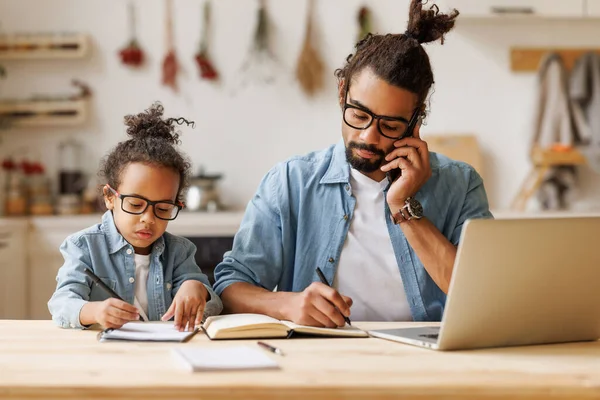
[100, 102, 194, 202]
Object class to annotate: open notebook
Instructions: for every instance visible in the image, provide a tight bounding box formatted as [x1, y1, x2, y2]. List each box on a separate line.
[97, 322, 198, 342]
[202, 313, 368, 340]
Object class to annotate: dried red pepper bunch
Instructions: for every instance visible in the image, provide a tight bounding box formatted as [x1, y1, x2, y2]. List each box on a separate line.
[195, 53, 218, 80]
[118, 3, 145, 67]
[119, 39, 144, 67]
[1, 158, 15, 171]
[194, 1, 218, 81]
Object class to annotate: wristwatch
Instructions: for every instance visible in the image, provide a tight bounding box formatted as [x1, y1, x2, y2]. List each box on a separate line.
[391, 197, 424, 224]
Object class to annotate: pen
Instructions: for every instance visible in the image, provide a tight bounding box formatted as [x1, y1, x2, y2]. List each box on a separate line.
[83, 268, 144, 322]
[315, 267, 352, 326]
[257, 341, 284, 356]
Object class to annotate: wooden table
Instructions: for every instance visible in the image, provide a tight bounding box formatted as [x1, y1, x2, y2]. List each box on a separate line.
[1, 320, 600, 400]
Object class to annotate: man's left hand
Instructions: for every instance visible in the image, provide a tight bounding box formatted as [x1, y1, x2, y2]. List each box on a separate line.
[380, 125, 431, 211]
[162, 280, 208, 331]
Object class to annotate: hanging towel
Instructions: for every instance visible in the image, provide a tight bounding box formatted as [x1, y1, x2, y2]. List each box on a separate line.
[531, 53, 583, 210]
[570, 51, 600, 173]
[532, 53, 582, 148]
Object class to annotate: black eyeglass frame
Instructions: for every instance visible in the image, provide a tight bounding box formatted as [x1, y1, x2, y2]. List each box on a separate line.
[105, 185, 184, 221]
[342, 87, 422, 140]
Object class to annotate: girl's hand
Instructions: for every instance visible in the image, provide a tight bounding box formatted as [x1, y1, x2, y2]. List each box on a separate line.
[161, 280, 208, 331]
[87, 298, 139, 329]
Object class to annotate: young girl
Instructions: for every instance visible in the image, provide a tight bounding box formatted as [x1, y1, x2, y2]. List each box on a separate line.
[48, 103, 222, 331]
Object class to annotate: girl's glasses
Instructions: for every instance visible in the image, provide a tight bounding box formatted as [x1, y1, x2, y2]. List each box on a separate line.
[105, 185, 183, 221]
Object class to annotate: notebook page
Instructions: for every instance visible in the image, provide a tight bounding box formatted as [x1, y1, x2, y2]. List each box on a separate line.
[99, 322, 196, 342]
[172, 346, 279, 371]
[282, 321, 368, 337]
[202, 313, 283, 331]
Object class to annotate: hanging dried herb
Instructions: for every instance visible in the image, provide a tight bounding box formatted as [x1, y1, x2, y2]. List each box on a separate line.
[235, 0, 281, 90]
[118, 2, 145, 67]
[1, 158, 15, 171]
[195, 1, 219, 81]
[296, 0, 324, 97]
[162, 0, 178, 90]
[357, 6, 373, 42]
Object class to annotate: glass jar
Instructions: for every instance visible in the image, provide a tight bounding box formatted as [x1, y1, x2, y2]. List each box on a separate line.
[4, 158, 27, 216]
[28, 162, 53, 216]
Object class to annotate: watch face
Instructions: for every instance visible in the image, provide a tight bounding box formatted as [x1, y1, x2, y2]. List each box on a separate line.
[408, 198, 423, 218]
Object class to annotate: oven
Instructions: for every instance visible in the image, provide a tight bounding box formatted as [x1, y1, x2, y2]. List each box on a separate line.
[184, 236, 233, 284]
[168, 211, 243, 285]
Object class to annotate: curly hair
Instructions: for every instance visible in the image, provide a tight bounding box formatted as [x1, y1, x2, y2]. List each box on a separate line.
[335, 0, 459, 114]
[99, 103, 194, 202]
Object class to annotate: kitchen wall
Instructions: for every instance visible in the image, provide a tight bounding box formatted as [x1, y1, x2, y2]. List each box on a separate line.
[1, 0, 600, 211]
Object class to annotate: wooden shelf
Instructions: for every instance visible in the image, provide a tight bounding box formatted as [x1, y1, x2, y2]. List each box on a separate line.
[530, 145, 587, 166]
[511, 47, 600, 72]
[0, 98, 88, 128]
[511, 145, 587, 211]
[0, 33, 90, 60]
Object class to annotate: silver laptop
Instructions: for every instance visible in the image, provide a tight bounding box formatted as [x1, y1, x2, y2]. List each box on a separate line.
[369, 217, 600, 351]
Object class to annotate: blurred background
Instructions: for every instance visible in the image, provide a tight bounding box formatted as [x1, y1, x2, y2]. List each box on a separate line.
[1, 0, 600, 319]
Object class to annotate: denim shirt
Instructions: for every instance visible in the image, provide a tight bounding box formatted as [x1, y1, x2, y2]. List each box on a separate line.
[214, 140, 493, 322]
[48, 211, 222, 329]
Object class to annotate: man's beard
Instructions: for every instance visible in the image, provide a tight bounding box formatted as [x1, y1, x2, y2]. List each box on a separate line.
[345, 141, 386, 173]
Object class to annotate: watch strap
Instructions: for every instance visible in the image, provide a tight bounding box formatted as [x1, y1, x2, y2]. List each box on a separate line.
[391, 206, 411, 224]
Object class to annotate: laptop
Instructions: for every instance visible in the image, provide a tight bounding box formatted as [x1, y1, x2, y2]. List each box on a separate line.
[369, 216, 600, 351]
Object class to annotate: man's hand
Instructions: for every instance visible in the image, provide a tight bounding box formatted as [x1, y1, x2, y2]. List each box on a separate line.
[281, 282, 353, 328]
[162, 280, 208, 331]
[82, 298, 139, 329]
[380, 124, 431, 211]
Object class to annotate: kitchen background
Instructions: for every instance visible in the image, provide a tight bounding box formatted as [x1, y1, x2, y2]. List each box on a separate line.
[1, 0, 600, 319]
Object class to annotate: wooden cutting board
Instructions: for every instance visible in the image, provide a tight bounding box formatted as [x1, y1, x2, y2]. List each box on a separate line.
[425, 134, 484, 177]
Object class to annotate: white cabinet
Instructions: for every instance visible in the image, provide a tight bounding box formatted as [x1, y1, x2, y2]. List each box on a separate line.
[28, 228, 68, 320]
[28, 216, 97, 320]
[586, 0, 600, 16]
[0, 219, 28, 319]
[439, 0, 585, 18]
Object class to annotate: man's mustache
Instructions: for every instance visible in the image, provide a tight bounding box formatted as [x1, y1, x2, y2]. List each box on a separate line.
[348, 142, 385, 157]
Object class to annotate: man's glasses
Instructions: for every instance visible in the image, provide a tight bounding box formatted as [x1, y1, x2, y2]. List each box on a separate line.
[342, 87, 421, 140]
[106, 185, 183, 221]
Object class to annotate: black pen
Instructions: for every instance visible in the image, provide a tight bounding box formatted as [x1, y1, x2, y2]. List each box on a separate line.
[83, 268, 144, 322]
[315, 267, 352, 326]
[257, 341, 284, 356]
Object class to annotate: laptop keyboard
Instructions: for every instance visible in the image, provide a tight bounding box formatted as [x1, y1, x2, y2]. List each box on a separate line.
[419, 333, 439, 339]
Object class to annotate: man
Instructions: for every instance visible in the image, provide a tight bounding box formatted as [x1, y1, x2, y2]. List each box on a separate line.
[214, 0, 492, 326]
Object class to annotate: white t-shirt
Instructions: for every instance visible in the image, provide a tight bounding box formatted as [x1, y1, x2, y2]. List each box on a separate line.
[133, 254, 151, 321]
[333, 168, 412, 322]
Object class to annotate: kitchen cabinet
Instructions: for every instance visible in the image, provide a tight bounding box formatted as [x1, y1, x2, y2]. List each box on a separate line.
[438, 0, 585, 18]
[28, 218, 88, 320]
[0, 219, 28, 319]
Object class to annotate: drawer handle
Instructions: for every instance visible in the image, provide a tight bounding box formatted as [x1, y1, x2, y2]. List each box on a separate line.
[491, 6, 535, 15]
[0, 242, 7, 249]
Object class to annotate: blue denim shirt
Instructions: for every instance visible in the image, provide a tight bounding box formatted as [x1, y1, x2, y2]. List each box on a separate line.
[48, 211, 222, 329]
[214, 140, 493, 322]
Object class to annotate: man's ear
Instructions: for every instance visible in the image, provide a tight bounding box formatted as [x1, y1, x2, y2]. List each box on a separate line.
[413, 121, 422, 139]
[103, 185, 114, 211]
